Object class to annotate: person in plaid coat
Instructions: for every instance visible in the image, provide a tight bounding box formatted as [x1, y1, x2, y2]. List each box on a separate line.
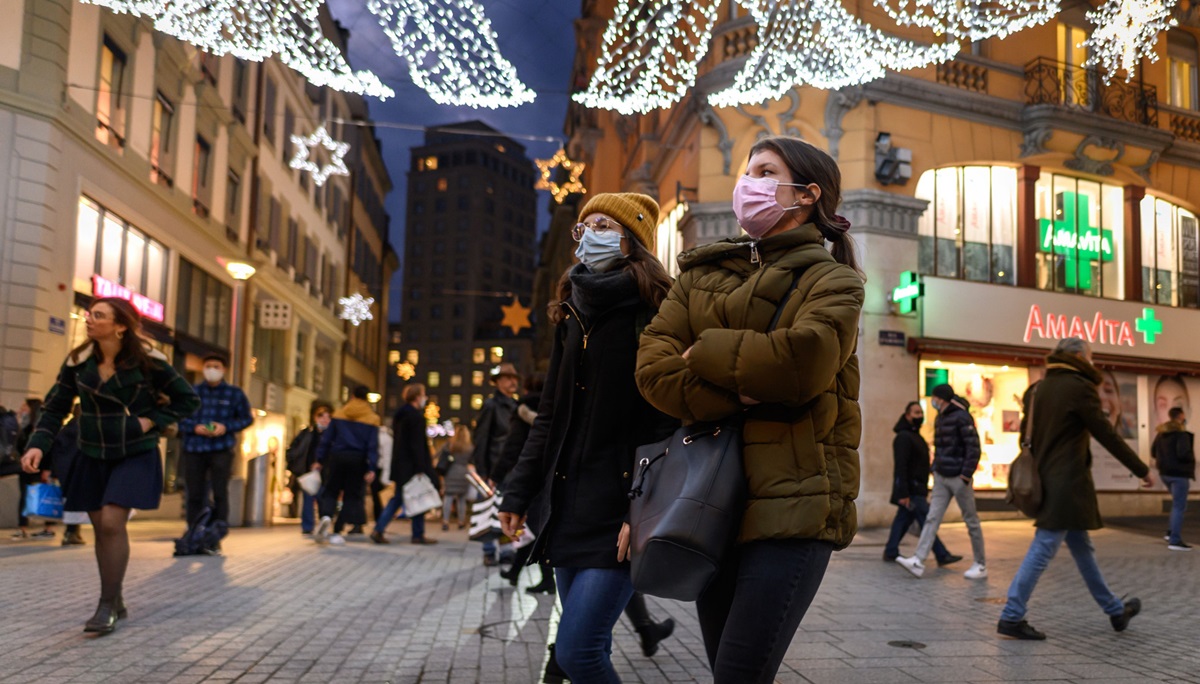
[22, 297, 199, 635]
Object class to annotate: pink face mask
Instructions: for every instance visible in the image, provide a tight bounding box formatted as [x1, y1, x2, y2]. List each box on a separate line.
[732, 175, 804, 238]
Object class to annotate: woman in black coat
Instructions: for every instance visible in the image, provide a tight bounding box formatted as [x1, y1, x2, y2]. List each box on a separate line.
[499, 193, 678, 683]
[373, 383, 439, 544]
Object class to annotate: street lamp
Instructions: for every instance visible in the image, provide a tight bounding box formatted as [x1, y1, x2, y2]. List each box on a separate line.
[219, 258, 258, 387]
[224, 261, 256, 281]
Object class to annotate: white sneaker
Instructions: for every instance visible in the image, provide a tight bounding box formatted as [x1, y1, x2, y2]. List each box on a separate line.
[329, 534, 346, 546]
[314, 516, 332, 544]
[895, 556, 925, 578]
[964, 563, 988, 580]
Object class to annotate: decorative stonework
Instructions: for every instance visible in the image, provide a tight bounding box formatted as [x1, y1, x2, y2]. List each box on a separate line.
[1132, 150, 1160, 183]
[838, 189, 929, 237]
[822, 86, 865, 161]
[683, 201, 740, 249]
[1063, 135, 1124, 176]
[1020, 125, 1053, 156]
[695, 101, 734, 175]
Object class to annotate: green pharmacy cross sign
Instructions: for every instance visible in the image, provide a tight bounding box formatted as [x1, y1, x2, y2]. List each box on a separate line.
[892, 271, 922, 314]
[1038, 191, 1114, 290]
[1136, 307, 1163, 344]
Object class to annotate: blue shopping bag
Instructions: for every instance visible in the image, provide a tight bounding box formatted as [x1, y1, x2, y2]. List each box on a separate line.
[23, 483, 64, 520]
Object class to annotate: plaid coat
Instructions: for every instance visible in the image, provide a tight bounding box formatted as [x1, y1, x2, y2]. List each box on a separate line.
[27, 345, 200, 460]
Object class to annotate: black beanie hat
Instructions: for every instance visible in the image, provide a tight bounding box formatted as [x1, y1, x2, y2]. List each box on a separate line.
[931, 384, 955, 402]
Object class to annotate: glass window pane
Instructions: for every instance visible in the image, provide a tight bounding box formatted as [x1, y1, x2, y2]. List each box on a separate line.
[100, 215, 124, 282]
[145, 241, 166, 302]
[962, 167, 990, 282]
[1141, 197, 1158, 303]
[1156, 200, 1178, 305]
[1180, 209, 1200, 307]
[934, 167, 960, 278]
[991, 167, 1017, 284]
[1099, 183, 1124, 300]
[915, 170, 935, 275]
[124, 229, 145, 291]
[75, 198, 100, 288]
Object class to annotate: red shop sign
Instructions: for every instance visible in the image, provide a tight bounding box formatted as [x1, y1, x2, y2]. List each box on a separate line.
[91, 274, 165, 323]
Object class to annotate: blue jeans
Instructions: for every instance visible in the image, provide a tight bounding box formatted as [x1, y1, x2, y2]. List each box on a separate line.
[554, 567, 636, 684]
[884, 495, 952, 561]
[1162, 475, 1191, 545]
[300, 491, 318, 533]
[1000, 528, 1124, 622]
[374, 493, 427, 540]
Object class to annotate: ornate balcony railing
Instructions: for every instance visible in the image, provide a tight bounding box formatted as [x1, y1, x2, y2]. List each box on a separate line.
[937, 59, 988, 93]
[1024, 57, 1158, 127]
[1168, 107, 1200, 143]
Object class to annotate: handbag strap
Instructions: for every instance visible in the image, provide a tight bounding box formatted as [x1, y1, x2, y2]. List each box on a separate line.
[766, 273, 803, 333]
[1021, 383, 1039, 449]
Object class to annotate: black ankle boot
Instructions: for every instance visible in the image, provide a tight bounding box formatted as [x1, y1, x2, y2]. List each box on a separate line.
[84, 599, 119, 635]
[543, 643, 568, 683]
[499, 564, 520, 586]
[636, 618, 675, 657]
[525, 575, 556, 595]
[115, 594, 127, 619]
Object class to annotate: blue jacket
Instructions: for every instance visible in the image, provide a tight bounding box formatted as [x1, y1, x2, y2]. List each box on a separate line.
[178, 381, 254, 453]
[316, 418, 379, 469]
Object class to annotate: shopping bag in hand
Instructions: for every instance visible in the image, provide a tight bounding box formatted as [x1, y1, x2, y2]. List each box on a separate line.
[23, 483, 64, 520]
[402, 474, 442, 517]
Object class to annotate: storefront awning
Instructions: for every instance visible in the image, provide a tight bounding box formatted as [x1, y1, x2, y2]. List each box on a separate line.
[908, 337, 1200, 376]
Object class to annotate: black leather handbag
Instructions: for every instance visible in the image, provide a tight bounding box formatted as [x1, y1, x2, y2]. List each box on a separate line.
[628, 275, 801, 601]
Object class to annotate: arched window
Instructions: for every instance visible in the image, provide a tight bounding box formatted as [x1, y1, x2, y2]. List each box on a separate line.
[915, 166, 1017, 284]
[1034, 174, 1125, 299]
[1141, 196, 1200, 307]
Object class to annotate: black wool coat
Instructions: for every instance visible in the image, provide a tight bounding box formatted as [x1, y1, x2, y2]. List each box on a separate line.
[391, 404, 437, 488]
[492, 392, 541, 488]
[1022, 352, 1150, 530]
[891, 415, 931, 505]
[500, 298, 678, 569]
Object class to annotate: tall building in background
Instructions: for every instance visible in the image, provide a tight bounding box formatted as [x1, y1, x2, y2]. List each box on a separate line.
[394, 122, 537, 425]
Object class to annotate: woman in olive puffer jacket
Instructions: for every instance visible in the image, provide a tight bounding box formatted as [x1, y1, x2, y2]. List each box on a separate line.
[636, 136, 864, 684]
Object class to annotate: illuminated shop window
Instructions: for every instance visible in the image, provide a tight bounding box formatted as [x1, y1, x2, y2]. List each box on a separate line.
[1034, 174, 1124, 299]
[916, 166, 1017, 285]
[1141, 196, 1199, 307]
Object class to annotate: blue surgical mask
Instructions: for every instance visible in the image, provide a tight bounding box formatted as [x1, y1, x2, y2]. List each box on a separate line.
[574, 229, 625, 272]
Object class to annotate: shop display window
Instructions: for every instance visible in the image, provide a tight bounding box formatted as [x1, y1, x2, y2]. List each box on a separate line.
[916, 165, 1017, 285]
[1140, 196, 1199, 308]
[75, 196, 168, 303]
[1034, 174, 1125, 300]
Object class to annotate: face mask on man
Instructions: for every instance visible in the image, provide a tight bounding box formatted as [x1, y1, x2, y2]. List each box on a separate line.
[732, 175, 807, 238]
[316, 416, 331, 431]
[203, 368, 225, 384]
[574, 229, 626, 272]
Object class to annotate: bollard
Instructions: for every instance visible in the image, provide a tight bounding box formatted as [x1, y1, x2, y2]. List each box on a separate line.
[243, 453, 273, 527]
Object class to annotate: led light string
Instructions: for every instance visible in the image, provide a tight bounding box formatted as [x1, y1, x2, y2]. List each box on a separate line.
[369, 0, 535, 108]
[872, 0, 1060, 41]
[1083, 0, 1178, 83]
[572, 0, 721, 115]
[709, 0, 960, 107]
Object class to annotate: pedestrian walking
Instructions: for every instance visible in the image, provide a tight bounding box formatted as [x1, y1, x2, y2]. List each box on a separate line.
[285, 401, 332, 535]
[499, 191, 681, 683]
[472, 363, 520, 565]
[436, 424, 473, 532]
[884, 401, 961, 566]
[372, 383, 439, 545]
[313, 387, 380, 545]
[20, 297, 199, 635]
[177, 354, 253, 550]
[635, 137, 863, 683]
[1152, 406, 1194, 551]
[12, 399, 58, 540]
[998, 337, 1153, 640]
[895, 383, 987, 579]
[48, 407, 87, 546]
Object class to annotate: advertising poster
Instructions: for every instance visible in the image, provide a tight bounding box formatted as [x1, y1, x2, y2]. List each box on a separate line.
[1089, 371, 1143, 491]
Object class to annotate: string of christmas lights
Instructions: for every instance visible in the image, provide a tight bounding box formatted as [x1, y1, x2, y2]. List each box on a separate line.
[572, 0, 721, 115]
[872, 0, 1060, 41]
[83, 0, 393, 99]
[1083, 0, 1178, 83]
[369, 0, 535, 109]
[709, 0, 960, 108]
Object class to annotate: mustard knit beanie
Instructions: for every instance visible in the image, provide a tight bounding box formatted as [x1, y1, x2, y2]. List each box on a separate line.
[577, 193, 659, 252]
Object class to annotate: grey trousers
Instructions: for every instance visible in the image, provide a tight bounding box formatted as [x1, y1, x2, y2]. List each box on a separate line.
[914, 473, 986, 565]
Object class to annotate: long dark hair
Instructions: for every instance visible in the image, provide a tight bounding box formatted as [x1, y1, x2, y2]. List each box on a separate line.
[69, 297, 157, 373]
[748, 136, 860, 273]
[548, 230, 672, 325]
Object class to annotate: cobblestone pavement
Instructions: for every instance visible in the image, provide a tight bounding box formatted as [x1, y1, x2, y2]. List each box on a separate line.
[1, 516, 1196, 683]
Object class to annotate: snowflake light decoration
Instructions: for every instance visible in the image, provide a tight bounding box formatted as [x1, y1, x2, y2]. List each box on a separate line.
[535, 148, 587, 203]
[290, 125, 351, 188]
[338, 293, 375, 326]
[709, 0, 959, 107]
[872, 0, 1061, 41]
[83, 1, 393, 99]
[1083, 0, 1178, 84]
[369, 0, 535, 108]
[573, 0, 721, 115]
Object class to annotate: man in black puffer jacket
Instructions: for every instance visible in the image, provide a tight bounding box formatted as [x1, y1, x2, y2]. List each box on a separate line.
[1152, 406, 1194, 551]
[884, 401, 961, 566]
[896, 384, 987, 580]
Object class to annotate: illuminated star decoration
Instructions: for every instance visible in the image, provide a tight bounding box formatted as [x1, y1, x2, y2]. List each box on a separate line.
[535, 148, 587, 204]
[573, 0, 721, 115]
[82, 0, 393, 99]
[369, 0, 535, 108]
[872, 0, 1061, 41]
[290, 125, 351, 188]
[338, 293, 375, 326]
[709, 0, 959, 107]
[1083, 0, 1178, 84]
[500, 297, 532, 335]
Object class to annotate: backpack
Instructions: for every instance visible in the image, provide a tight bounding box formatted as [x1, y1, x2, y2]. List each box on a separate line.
[174, 507, 229, 556]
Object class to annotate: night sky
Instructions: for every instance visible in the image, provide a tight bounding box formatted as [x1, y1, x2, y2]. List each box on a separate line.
[324, 0, 582, 321]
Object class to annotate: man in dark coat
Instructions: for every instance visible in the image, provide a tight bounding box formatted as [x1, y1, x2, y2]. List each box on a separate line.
[998, 337, 1153, 640]
[884, 401, 960, 565]
[896, 383, 987, 579]
[471, 362, 520, 565]
[1151, 406, 1193, 551]
[372, 383, 438, 544]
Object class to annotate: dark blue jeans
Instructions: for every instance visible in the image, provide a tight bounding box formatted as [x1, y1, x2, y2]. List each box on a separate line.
[884, 494, 952, 561]
[697, 538, 833, 684]
[553, 566, 636, 684]
[374, 492, 426, 540]
[300, 491, 318, 533]
[1162, 475, 1191, 545]
[1000, 528, 1123, 622]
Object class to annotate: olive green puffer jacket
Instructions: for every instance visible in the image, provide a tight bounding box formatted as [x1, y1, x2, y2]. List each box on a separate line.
[635, 225, 864, 548]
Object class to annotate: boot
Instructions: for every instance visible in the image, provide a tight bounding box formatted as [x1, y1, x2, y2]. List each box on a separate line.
[499, 564, 521, 586]
[116, 594, 127, 620]
[543, 643, 568, 684]
[625, 592, 674, 657]
[525, 564, 556, 594]
[62, 528, 86, 546]
[84, 599, 119, 635]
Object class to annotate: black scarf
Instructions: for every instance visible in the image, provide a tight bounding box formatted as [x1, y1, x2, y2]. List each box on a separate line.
[568, 263, 640, 323]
